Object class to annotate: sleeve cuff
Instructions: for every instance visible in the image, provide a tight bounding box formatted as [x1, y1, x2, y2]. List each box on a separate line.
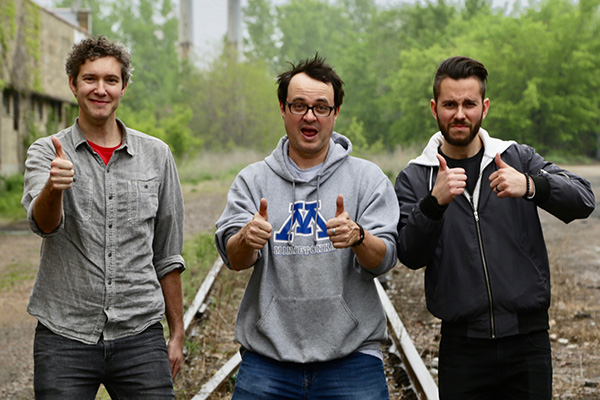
[530, 174, 550, 204]
[419, 193, 448, 220]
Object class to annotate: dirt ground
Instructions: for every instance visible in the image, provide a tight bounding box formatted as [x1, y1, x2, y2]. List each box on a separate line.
[0, 165, 598, 399]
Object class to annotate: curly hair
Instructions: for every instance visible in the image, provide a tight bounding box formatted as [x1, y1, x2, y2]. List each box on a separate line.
[277, 53, 345, 109]
[65, 36, 133, 87]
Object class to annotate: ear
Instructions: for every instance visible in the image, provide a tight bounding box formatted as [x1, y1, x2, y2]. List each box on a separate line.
[482, 98, 490, 119]
[332, 106, 341, 122]
[120, 81, 128, 97]
[69, 76, 77, 97]
[430, 99, 438, 119]
[280, 101, 286, 118]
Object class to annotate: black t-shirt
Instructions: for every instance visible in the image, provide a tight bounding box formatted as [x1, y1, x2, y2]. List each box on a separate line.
[440, 146, 485, 195]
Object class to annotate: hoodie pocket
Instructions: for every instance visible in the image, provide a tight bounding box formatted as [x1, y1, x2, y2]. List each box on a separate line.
[254, 295, 360, 361]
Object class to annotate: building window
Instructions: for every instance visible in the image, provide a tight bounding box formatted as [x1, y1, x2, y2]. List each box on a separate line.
[13, 92, 19, 131]
[2, 90, 10, 115]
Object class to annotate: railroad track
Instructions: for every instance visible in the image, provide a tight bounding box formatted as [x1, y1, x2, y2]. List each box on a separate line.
[182, 258, 439, 400]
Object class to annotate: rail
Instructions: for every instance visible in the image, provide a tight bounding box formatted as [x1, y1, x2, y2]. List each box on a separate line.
[185, 259, 439, 399]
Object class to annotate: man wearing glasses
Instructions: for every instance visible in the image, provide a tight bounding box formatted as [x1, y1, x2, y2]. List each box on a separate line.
[215, 54, 399, 399]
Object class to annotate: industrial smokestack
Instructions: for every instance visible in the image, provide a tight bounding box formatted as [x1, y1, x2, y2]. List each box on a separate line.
[227, 0, 242, 52]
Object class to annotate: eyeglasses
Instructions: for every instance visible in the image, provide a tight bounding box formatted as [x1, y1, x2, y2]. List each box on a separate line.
[285, 102, 336, 117]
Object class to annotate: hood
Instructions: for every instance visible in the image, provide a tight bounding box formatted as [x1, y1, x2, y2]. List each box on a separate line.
[264, 131, 352, 245]
[265, 131, 352, 183]
[409, 128, 516, 167]
[408, 129, 517, 205]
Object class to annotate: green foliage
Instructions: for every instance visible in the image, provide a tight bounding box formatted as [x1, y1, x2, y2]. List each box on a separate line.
[0, 174, 26, 221]
[181, 232, 219, 305]
[239, 0, 599, 159]
[44, 0, 600, 159]
[0, 0, 17, 76]
[184, 51, 282, 151]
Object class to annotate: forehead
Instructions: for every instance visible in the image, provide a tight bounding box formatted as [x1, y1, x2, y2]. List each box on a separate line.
[438, 77, 482, 101]
[78, 56, 121, 77]
[288, 72, 334, 103]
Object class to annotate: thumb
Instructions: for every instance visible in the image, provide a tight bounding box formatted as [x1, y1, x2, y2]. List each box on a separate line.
[52, 136, 66, 160]
[335, 194, 345, 217]
[436, 154, 447, 171]
[259, 198, 268, 220]
[495, 153, 508, 169]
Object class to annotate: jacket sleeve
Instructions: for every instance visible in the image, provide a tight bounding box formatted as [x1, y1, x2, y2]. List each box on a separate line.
[394, 166, 444, 270]
[519, 145, 595, 223]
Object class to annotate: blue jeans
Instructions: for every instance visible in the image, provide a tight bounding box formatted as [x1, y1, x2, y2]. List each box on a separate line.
[232, 350, 390, 400]
[33, 322, 174, 400]
[439, 330, 552, 400]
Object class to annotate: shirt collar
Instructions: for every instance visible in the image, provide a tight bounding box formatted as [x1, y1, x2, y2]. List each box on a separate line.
[72, 118, 135, 157]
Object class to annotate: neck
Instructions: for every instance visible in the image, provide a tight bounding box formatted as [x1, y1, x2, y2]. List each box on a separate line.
[441, 134, 483, 160]
[288, 148, 329, 170]
[78, 116, 122, 147]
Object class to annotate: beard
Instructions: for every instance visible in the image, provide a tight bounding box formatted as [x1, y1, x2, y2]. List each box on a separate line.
[438, 112, 483, 147]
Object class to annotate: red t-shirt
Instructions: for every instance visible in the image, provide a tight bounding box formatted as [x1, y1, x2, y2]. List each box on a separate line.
[88, 141, 121, 165]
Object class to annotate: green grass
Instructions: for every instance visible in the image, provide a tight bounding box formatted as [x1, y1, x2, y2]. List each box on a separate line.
[177, 149, 267, 185]
[0, 262, 36, 291]
[0, 174, 26, 221]
[181, 231, 220, 305]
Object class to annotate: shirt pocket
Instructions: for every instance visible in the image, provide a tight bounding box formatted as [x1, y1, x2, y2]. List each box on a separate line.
[64, 179, 93, 221]
[127, 179, 159, 225]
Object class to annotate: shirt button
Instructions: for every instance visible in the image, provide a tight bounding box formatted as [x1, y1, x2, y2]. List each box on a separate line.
[108, 223, 113, 229]
[108, 252, 112, 257]
[144, 184, 148, 189]
[108, 195, 113, 200]
[108, 280, 112, 285]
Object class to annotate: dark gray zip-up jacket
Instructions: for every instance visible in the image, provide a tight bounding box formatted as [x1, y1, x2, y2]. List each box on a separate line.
[395, 129, 595, 339]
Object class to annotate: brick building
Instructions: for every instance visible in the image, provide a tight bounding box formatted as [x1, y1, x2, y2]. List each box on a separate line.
[0, 0, 90, 176]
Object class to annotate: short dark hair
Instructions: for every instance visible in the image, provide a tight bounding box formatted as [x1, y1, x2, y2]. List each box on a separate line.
[277, 53, 345, 109]
[433, 56, 488, 101]
[65, 36, 133, 87]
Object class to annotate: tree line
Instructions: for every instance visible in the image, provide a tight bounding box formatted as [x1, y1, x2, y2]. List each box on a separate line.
[53, 0, 600, 159]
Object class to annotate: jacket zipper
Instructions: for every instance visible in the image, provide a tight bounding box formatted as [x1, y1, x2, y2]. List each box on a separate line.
[472, 207, 496, 338]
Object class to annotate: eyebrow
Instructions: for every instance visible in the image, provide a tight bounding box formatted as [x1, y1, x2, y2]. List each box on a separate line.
[290, 96, 331, 104]
[81, 73, 121, 80]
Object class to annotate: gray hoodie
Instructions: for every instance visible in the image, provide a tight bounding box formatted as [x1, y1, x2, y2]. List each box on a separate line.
[215, 132, 399, 363]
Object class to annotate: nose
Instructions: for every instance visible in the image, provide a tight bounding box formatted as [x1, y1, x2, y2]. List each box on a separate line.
[302, 108, 317, 122]
[95, 81, 107, 96]
[455, 106, 466, 119]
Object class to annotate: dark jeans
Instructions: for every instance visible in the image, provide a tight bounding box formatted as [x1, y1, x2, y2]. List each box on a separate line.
[439, 330, 552, 400]
[33, 322, 174, 400]
[232, 350, 390, 400]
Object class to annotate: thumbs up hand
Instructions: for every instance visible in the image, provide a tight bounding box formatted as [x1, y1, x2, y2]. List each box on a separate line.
[49, 136, 74, 191]
[431, 154, 467, 205]
[240, 198, 272, 249]
[489, 153, 529, 198]
[326, 194, 361, 249]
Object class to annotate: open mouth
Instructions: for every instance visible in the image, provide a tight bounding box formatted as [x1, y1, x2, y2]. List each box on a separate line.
[301, 126, 318, 139]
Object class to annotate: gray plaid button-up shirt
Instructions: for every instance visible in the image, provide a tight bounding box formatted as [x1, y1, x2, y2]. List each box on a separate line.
[22, 119, 185, 344]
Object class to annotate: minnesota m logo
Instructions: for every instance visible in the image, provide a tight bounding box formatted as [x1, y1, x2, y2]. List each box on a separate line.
[275, 201, 329, 242]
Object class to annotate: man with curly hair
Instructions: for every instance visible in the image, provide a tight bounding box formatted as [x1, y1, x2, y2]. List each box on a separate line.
[22, 36, 185, 399]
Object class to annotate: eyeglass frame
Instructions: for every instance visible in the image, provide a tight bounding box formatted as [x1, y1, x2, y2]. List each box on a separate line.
[284, 101, 337, 118]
